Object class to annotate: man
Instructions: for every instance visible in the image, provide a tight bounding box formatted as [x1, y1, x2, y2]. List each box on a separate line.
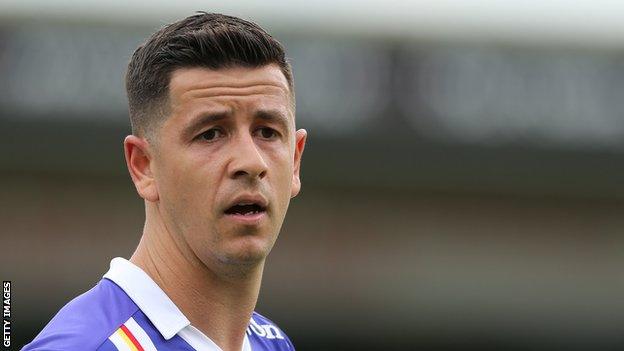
[23, 12, 306, 351]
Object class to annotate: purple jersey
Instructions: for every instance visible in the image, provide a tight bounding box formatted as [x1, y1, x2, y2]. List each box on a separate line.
[22, 258, 295, 351]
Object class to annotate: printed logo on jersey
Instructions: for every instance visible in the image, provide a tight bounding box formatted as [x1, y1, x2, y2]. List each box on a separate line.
[246, 318, 284, 340]
[108, 316, 157, 351]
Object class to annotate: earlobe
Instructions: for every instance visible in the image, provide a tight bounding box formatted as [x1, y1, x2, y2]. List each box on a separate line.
[124, 135, 159, 202]
[290, 129, 307, 198]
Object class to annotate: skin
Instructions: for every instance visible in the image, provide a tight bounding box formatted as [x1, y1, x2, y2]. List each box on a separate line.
[123, 64, 306, 351]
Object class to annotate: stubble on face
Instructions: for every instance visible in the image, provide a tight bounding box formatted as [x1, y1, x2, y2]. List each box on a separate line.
[148, 64, 299, 275]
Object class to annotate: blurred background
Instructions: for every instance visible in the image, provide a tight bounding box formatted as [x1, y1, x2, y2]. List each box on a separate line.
[2, 1, 624, 350]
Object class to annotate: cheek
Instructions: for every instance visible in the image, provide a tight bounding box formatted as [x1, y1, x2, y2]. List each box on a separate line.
[159, 151, 221, 213]
[267, 148, 295, 201]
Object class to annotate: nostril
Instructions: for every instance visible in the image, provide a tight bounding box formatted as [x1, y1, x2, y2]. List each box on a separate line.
[231, 168, 267, 179]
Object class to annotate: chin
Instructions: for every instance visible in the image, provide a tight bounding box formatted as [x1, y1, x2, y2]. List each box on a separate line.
[219, 236, 274, 266]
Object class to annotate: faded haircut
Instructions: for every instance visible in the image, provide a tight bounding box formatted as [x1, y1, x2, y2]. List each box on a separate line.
[125, 12, 294, 137]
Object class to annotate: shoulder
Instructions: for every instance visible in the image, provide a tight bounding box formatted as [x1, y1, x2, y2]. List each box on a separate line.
[247, 311, 296, 350]
[22, 278, 139, 351]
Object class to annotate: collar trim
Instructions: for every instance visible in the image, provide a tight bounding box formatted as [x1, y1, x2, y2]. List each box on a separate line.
[103, 257, 190, 340]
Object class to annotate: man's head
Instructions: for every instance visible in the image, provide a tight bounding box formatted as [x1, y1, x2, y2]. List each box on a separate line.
[126, 12, 295, 139]
[123, 13, 306, 274]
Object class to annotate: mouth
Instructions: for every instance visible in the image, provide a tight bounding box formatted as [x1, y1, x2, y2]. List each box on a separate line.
[223, 195, 268, 224]
[224, 203, 267, 216]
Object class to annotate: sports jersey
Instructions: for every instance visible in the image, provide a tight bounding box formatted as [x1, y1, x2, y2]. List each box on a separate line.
[22, 257, 295, 351]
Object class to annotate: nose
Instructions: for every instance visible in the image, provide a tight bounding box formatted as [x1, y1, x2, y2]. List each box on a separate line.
[228, 133, 268, 180]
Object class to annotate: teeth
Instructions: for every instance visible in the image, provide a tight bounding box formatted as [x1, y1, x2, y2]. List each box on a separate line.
[239, 210, 258, 216]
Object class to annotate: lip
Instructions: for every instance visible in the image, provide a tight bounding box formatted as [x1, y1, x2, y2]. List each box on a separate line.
[222, 193, 269, 225]
[224, 211, 266, 225]
[225, 193, 269, 211]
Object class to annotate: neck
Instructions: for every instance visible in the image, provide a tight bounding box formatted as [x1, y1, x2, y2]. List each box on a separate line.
[130, 205, 264, 351]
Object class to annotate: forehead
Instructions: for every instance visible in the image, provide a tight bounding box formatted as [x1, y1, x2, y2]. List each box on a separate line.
[168, 64, 291, 109]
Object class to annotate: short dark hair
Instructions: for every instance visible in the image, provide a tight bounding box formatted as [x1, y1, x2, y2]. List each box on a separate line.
[125, 12, 294, 137]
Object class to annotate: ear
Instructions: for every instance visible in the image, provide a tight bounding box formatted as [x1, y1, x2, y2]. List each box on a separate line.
[124, 135, 159, 202]
[291, 129, 307, 198]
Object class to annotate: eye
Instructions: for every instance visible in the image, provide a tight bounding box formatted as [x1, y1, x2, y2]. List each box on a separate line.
[256, 127, 279, 140]
[199, 128, 224, 141]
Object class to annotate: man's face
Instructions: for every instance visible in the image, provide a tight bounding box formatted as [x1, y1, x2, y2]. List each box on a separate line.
[148, 64, 305, 269]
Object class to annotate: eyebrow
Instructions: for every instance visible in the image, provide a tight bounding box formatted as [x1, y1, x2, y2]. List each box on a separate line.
[183, 111, 231, 139]
[183, 109, 291, 139]
[254, 109, 291, 133]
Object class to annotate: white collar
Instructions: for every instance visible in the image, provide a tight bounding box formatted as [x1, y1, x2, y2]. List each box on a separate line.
[103, 257, 190, 339]
[103, 257, 251, 351]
